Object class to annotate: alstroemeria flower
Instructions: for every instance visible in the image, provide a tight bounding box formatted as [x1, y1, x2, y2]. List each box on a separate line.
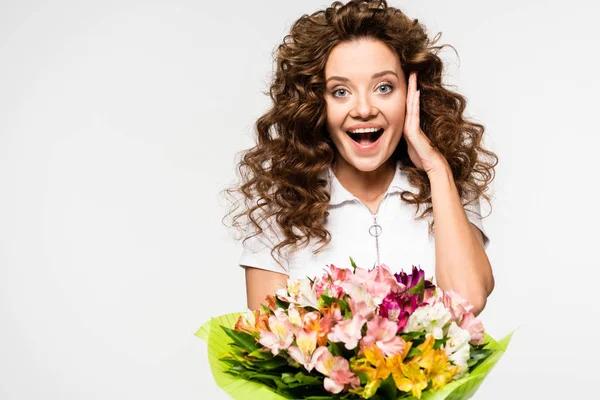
[404, 302, 452, 339]
[352, 343, 391, 382]
[362, 264, 405, 304]
[340, 282, 377, 319]
[460, 312, 485, 345]
[327, 314, 366, 350]
[321, 302, 343, 323]
[301, 311, 323, 335]
[380, 292, 424, 332]
[441, 290, 474, 322]
[287, 330, 328, 372]
[313, 303, 344, 346]
[315, 348, 361, 394]
[258, 310, 295, 355]
[327, 264, 352, 282]
[360, 315, 405, 357]
[394, 266, 434, 292]
[234, 308, 270, 336]
[286, 305, 303, 329]
[443, 322, 471, 380]
[314, 278, 345, 299]
[413, 336, 459, 390]
[393, 360, 428, 399]
[276, 278, 319, 309]
[428, 350, 460, 389]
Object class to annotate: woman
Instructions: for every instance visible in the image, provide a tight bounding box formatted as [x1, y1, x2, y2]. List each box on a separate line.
[225, 0, 497, 316]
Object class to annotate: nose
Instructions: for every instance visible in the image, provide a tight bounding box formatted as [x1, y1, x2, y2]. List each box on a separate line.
[350, 92, 378, 119]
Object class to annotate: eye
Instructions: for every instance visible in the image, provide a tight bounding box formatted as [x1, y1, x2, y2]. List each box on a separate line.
[376, 83, 394, 94]
[332, 88, 349, 98]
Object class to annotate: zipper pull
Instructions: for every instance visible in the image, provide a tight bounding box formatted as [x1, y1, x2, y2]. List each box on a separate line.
[369, 215, 382, 266]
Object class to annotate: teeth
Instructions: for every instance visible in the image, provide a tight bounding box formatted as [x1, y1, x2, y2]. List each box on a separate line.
[349, 127, 380, 134]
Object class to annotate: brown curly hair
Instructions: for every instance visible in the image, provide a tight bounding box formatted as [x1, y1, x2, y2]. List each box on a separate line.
[224, 0, 498, 267]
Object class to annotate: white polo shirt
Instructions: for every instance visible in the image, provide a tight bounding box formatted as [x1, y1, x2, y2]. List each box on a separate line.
[239, 160, 489, 281]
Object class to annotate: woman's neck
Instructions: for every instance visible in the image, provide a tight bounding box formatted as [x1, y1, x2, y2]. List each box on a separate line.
[332, 157, 396, 204]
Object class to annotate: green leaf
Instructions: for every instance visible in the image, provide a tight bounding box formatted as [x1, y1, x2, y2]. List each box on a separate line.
[408, 277, 425, 296]
[433, 338, 448, 350]
[221, 326, 260, 353]
[248, 348, 274, 360]
[249, 357, 289, 371]
[275, 297, 290, 310]
[406, 346, 422, 358]
[378, 374, 398, 400]
[467, 348, 494, 369]
[349, 256, 358, 272]
[319, 295, 335, 307]
[328, 341, 344, 357]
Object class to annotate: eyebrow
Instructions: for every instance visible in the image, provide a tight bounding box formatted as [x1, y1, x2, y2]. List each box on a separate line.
[325, 70, 398, 83]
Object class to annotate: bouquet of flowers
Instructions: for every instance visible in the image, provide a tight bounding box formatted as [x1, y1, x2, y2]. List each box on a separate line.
[197, 260, 511, 399]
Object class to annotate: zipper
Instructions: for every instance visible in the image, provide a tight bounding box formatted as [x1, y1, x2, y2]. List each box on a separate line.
[353, 192, 389, 266]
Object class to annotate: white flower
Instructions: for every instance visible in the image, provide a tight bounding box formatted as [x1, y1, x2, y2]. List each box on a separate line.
[276, 278, 319, 309]
[404, 302, 452, 339]
[287, 305, 303, 328]
[444, 322, 471, 380]
[297, 279, 319, 308]
[444, 322, 471, 355]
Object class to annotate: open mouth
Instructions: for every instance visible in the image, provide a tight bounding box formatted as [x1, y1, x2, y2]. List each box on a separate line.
[346, 128, 384, 146]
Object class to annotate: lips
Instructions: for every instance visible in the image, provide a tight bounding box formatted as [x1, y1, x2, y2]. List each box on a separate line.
[346, 128, 384, 145]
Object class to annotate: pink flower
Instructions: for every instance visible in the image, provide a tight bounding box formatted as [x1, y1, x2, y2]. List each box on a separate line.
[258, 311, 294, 355]
[327, 264, 352, 282]
[364, 264, 405, 304]
[314, 279, 345, 299]
[348, 266, 371, 285]
[315, 348, 361, 394]
[339, 282, 377, 319]
[347, 295, 377, 320]
[442, 290, 474, 322]
[360, 315, 405, 357]
[460, 312, 485, 345]
[327, 314, 366, 350]
[287, 330, 328, 372]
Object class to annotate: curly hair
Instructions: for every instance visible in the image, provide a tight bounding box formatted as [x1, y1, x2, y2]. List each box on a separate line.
[224, 0, 498, 267]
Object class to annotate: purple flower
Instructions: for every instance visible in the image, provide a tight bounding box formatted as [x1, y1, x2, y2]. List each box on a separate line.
[394, 266, 435, 294]
[379, 292, 425, 332]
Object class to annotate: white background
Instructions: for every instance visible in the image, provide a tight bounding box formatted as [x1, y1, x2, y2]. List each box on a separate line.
[1, 0, 599, 399]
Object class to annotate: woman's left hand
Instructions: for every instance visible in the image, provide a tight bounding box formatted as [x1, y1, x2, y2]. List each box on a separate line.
[404, 72, 449, 176]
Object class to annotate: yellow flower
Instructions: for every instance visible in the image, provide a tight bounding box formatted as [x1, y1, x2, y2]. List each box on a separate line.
[393, 360, 428, 398]
[413, 334, 435, 370]
[364, 344, 391, 380]
[351, 344, 392, 398]
[362, 379, 382, 398]
[412, 334, 460, 390]
[386, 340, 429, 398]
[428, 350, 460, 390]
[385, 339, 412, 380]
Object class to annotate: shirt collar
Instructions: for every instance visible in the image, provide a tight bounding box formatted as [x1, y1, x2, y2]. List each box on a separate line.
[326, 160, 406, 206]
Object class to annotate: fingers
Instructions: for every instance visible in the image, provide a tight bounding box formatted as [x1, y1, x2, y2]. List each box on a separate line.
[405, 72, 419, 134]
[414, 89, 420, 128]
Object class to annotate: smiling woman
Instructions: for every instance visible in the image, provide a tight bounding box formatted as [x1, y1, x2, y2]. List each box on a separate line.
[224, 0, 498, 316]
[324, 40, 407, 173]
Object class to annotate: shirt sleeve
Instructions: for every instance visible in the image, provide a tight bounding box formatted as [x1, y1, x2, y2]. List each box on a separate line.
[463, 198, 490, 249]
[239, 232, 291, 276]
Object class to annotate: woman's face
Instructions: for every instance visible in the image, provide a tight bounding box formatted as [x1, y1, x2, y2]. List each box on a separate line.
[324, 38, 408, 172]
